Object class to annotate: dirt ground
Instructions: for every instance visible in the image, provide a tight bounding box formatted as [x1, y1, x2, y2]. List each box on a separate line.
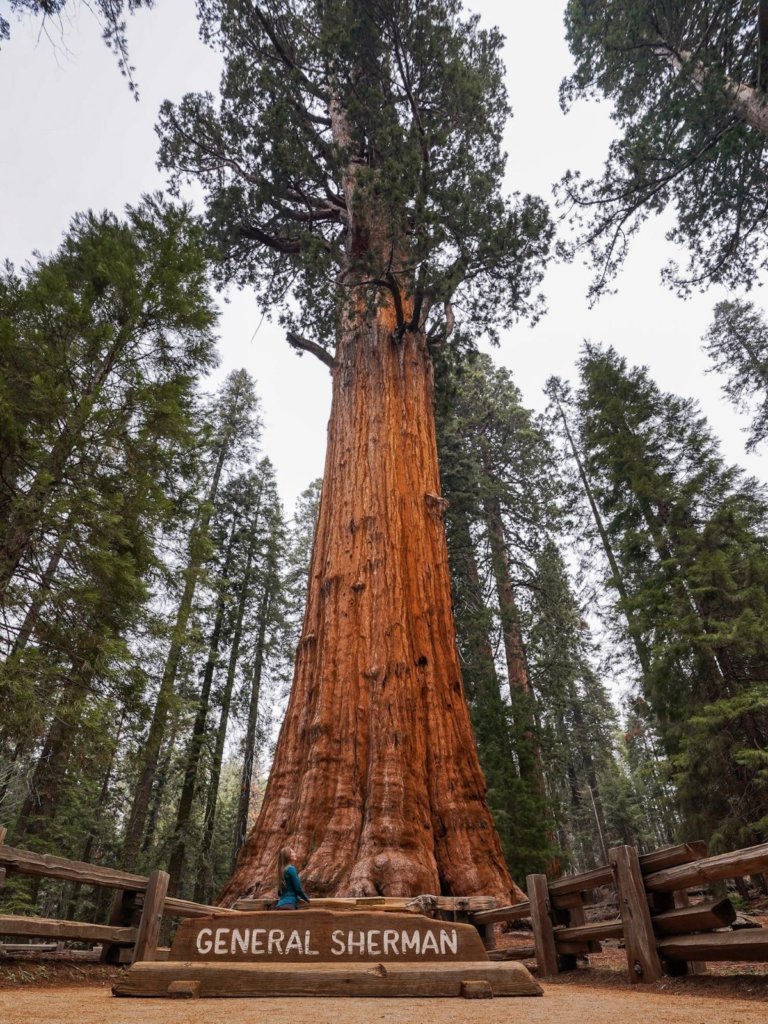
[1, 958, 768, 1024]
[1, 979, 767, 1024]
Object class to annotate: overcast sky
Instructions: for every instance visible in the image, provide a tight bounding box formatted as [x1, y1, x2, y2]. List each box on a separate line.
[1, 0, 766, 512]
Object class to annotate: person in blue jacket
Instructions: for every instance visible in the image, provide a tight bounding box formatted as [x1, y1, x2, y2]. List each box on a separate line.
[275, 846, 310, 909]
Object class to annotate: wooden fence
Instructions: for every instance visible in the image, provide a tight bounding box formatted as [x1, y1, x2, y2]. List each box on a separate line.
[2, 824, 767, 983]
[469, 840, 768, 983]
[0, 826, 244, 964]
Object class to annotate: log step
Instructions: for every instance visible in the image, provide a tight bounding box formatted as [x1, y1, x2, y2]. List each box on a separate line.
[112, 960, 543, 998]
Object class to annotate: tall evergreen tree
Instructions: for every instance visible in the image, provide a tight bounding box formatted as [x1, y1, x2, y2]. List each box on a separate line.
[0, 200, 218, 862]
[704, 298, 768, 452]
[159, 0, 551, 901]
[120, 369, 260, 870]
[435, 353, 558, 876]
[575, 345, 768, 848]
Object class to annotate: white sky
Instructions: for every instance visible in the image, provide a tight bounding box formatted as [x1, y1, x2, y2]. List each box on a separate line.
[1, 0, 766, 514]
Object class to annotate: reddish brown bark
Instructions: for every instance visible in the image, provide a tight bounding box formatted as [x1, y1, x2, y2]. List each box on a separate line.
[220, 298, 522, 905]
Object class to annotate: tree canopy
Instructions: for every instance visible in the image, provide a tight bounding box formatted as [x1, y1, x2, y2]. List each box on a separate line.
[560, 1, 768, 298]
[158, 0, 551, 355]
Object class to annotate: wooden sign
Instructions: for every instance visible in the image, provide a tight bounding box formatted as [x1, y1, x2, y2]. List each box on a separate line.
[169, 910, 488, 964]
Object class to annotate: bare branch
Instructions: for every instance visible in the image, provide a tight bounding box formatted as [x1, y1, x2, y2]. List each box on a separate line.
[286, 330, 336, 369]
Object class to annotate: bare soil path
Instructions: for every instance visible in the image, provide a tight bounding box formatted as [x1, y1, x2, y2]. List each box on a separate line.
[1, 980, 767, 1024]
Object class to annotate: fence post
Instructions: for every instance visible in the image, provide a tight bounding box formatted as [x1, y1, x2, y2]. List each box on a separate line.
[132, 869, 170, 964]
[527, 873, 560, 977]
[610, 845, 663, 983]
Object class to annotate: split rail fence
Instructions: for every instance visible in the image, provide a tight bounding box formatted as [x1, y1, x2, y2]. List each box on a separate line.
[0, 825, 247, 964]
[469, 840, 768, 983]
[2, 823, 768, 983]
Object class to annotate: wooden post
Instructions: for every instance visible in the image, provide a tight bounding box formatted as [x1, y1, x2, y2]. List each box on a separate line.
[102, 889, 141, 963]
[610, 846, 663, 984]
[526, 874, 559, 978]
[133, 869, 170, 964]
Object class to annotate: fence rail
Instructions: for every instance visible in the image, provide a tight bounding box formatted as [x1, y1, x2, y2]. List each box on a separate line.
[2, 822, 767, 983]
[0, 825, 243, 964]
[471, 840, 768, 983]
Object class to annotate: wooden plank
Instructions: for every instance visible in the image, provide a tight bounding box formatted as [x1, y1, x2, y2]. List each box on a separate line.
[112, 960, 543, 998]
[652, 897, 736, 936]
[526, 874, 559, 978]
[233, 895, 491, 914]
[645, 843, 768, 893]
[0, 914, 136, 945]
[168, 980, 201, 998]
[461, 979, 492, 998]
[169, 910, 489, 963]
[548, 866, 612, 896]
[0, 943, 59, 952]
[0, 843, 148, 891]
[638, 842, 707, 874]
[488, 946, 535, 961]
[554, 919, 623, 943]
[650, 889, 706, 977]
[235, 897, 414, 912]
[471, 901, 530, 926]
[656, 930, 768, 962]
[133, 869, 169, 964]
[610, 846, 663, 984]
[164, 897, 246, 919]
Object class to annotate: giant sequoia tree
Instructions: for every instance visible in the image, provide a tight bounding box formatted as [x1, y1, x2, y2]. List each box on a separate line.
[560, 1, 768, 296]
[159, 0, 550, 900]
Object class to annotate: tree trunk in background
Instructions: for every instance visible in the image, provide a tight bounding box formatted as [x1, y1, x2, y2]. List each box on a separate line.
[482, 493, 546, 790]
[121, 438, 229, 870]
[555, 398, 653, 677]
[220, 300, 520, 905]
[193, 538, 255, 902]
[232, 583, 271, 867]
[166, 516, 239, 894]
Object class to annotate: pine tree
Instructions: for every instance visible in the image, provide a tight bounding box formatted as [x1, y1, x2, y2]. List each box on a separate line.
[0, 199, 218, 866]
[120, 369, 260, 871]
[704, 298, 768, 452]
[435, 353, 558, 876]
[575, 344, 768, 847]
[526, 541, 618, 870]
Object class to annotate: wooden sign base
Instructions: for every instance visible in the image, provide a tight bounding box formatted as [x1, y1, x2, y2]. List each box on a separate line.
[112, 959, 542, 998]
[111, 910, 542, 999]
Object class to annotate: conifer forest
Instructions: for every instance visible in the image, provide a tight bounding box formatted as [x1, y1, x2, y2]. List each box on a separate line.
[1, 0, 768, 918]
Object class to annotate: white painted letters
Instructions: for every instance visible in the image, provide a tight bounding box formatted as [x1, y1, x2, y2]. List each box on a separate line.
[196, 928, 213, 955]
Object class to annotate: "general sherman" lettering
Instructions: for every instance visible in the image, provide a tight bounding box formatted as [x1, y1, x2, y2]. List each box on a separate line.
[194, 926, 459, 958]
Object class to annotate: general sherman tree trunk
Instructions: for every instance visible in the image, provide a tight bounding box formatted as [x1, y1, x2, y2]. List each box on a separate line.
[221, 298, 521, 905]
